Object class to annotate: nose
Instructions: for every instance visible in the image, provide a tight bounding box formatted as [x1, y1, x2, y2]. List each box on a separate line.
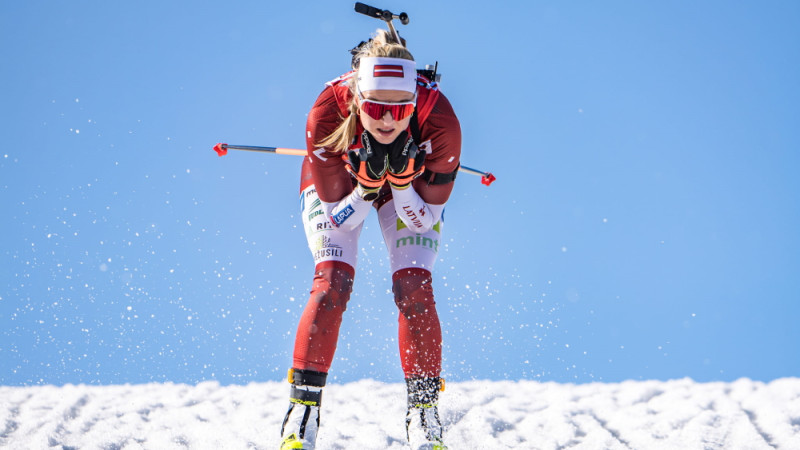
[381, 111, 395, 123]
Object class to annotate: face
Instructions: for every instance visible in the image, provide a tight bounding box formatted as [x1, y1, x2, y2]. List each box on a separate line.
[358, 89, 415, 144]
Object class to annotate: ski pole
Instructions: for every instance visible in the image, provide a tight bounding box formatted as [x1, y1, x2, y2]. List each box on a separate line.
[213, 143, 305, 157]
[213, 143, 496, 186]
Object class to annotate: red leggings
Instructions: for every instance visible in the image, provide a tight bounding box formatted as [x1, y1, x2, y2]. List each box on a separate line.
[292, 261, 442, 378]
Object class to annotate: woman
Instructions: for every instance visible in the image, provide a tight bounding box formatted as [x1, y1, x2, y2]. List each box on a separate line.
[281, 29, 461, 450]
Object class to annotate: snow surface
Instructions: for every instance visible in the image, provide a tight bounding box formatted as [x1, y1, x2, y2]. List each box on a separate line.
[1, 378, 799, 449]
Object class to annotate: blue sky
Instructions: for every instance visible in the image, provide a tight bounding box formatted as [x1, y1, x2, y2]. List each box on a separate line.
[1, 1, 798, 386]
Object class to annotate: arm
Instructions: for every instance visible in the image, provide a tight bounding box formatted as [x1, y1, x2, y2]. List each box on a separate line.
[305, 88, 381, 231]
[305, 87, 354, 203]
[389, 93, 462, 232]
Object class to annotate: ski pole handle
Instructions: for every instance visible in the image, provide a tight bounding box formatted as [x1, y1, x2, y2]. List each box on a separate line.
[213, 143, 496, 186]
[214, 143, 306, 157]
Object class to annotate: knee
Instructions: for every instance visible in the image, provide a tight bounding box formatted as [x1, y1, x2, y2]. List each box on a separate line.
[310, 262, 354, 311]
[392, 268, 435, 318]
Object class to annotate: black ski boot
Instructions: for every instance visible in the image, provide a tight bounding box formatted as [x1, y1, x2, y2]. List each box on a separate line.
[280, 369, 327, 450]
[405, 377, 447, 450]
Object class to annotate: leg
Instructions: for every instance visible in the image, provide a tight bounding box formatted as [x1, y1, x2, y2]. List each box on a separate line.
[377, 198, 444, 377]
[292, 260, 354, 373]
[393, 268, 442, 377]
[377, 199, 447, 447]
[294, 180, 363, 372]
[282, 176, 362, 449]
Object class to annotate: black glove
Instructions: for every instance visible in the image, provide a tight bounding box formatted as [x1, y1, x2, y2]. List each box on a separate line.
[344, 131, 389, 198]
[385, 131, 426, 188]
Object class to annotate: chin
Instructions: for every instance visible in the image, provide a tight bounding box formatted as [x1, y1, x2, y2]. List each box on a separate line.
[371, 130, 400, 144]
[376, 136, 398, 145]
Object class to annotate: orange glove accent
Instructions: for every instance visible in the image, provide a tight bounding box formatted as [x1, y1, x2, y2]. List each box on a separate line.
[386, 132, 426, 188]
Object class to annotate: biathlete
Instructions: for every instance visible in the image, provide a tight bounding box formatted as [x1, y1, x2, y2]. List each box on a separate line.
[280, 29, 461, 450]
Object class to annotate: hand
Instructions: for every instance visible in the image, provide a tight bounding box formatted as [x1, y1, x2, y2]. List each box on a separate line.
[344, 131, 389, 197]
[386, 131, 426, 189]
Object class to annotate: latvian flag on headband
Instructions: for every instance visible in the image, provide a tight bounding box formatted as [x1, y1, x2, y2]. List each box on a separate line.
[373, 64, 404, 78]
[357, 56, 417, 94]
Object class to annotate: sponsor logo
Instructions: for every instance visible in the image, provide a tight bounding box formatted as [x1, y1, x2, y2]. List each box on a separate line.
[300, 188, 317, 211]
[314, 247, 343, 259]
[396, 234, 439, 252]
[331, 204, 355, 226]
[313, 235, 343, 260]
[306, 220, 334, 236]
[373, 64, 404, 78]
[306, 198, 323, 221]
[316, 221, 333, 232]
[402, 205, 424, 229]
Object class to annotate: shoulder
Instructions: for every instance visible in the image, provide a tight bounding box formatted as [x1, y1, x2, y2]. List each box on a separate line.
[418, 90, 461, 174]
[420, 90, 460, 142]
[307, 71, 356, 132]
[307, 87, 340, 141]
[309, 70, 356, 114]
[325, 71, 356, 109]
[413, 75, 440, 123]
[414, 73, 458, 132]
[305, 75, 353, 164]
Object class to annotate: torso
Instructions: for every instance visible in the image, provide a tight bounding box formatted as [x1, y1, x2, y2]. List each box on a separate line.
[302, 71, 462, 206]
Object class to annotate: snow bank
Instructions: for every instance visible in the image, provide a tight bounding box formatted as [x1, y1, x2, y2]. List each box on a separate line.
[1, 378, 798, 449]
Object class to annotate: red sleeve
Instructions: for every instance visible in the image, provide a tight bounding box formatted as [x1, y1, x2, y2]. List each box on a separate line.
[304, 86, 354, 203]
[412, 92, 462, 205]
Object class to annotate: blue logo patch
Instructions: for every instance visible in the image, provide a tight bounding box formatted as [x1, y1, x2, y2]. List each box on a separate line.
[331, 205, 355, 226]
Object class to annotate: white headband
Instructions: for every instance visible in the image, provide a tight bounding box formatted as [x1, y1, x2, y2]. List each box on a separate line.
[356, 57, 417, 94]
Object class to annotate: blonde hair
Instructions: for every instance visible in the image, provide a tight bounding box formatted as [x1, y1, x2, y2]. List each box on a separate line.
[317, 29, 415, 153]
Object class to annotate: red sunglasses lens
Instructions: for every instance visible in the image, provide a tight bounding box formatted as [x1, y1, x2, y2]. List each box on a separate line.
[361, 101, 415, 121]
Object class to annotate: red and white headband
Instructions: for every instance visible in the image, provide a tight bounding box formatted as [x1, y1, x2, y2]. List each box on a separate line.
[356, 57, 417, 94]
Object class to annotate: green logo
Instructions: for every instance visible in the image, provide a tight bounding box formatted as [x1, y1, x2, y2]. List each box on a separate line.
[307, 198, 323, 221]
[396, 234, 439, 252]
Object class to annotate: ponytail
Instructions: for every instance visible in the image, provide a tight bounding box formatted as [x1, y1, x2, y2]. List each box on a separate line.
[316, 99, 360, 152]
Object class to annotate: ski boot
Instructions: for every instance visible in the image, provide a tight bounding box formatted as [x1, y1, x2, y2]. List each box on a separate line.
[405, 377, 447, 450]
[280, 368, 327, 450]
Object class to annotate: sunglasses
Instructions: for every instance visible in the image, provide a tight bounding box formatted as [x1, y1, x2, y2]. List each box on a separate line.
[358, 92, 416, 121]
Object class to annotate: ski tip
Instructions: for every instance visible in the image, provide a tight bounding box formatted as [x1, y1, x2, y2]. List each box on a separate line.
[213, 143, 228, 157]
[481, 173, 496, 186]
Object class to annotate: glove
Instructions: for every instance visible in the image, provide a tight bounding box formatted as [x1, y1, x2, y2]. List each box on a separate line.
[344, 131, 389, 199]
[386, 131, 426, 189]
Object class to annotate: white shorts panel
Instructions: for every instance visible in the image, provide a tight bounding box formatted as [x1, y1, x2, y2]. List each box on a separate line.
[377, 199, 442, 273]
[300, 186, 362, 268]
